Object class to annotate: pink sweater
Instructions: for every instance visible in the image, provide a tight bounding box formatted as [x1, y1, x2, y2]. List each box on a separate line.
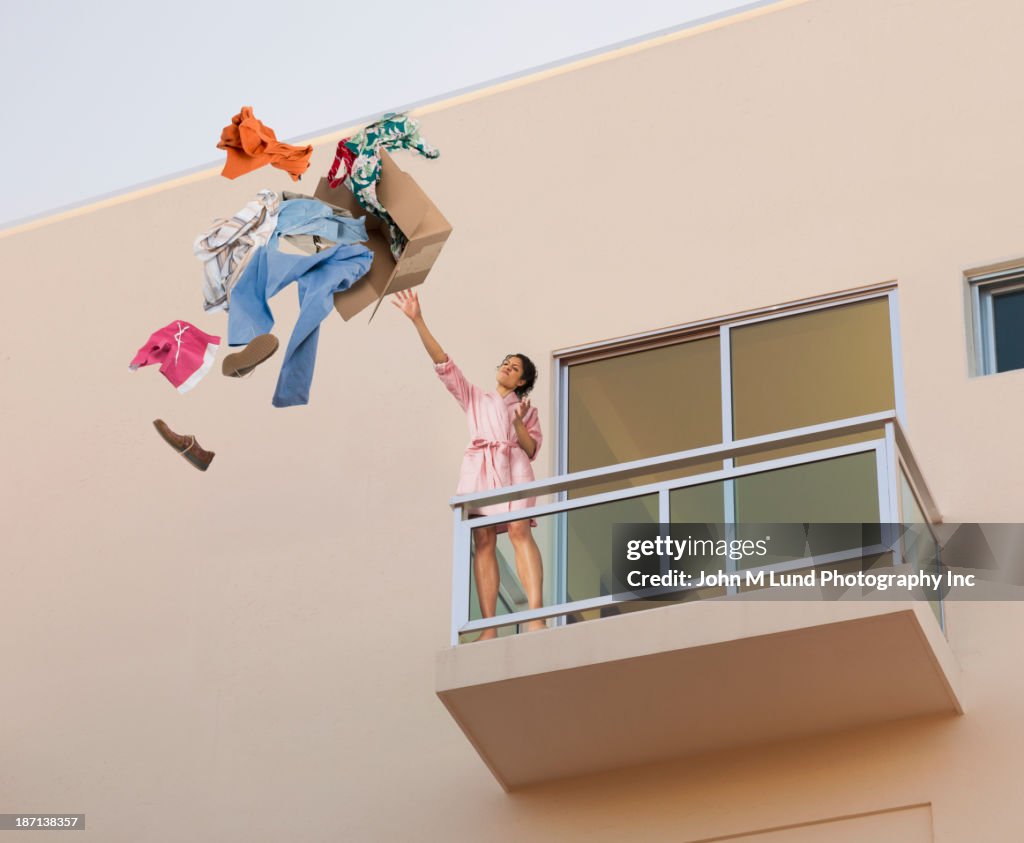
[129, 321, 220, 393]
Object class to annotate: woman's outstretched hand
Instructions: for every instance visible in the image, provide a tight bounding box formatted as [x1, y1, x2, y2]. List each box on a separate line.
[393, 289, 448, 364]
[391, 289, 422, 321]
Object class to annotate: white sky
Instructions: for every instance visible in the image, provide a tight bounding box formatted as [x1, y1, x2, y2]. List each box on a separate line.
[0, 0, 767, 227]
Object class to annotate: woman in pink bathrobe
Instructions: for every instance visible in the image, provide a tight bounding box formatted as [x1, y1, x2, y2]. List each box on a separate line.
[393, 290, 545, 639]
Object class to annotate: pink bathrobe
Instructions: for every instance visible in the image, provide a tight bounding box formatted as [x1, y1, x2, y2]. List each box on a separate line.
[435, 357, 542, 519]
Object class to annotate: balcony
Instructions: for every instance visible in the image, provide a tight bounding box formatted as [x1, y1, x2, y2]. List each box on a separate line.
[435, 413, 963, 790]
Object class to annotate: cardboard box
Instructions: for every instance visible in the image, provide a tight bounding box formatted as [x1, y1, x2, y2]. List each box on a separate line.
[313, 149, 452, 321]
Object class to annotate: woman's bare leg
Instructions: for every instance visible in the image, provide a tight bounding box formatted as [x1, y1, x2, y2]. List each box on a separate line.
[507, 520, 545, 632]
[472, 526, 500, 641]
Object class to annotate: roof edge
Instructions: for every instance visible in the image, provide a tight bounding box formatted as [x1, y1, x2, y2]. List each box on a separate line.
[0, 0, 806, 239]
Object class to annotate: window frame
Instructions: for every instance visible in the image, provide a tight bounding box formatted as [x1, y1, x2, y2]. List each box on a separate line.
[968, 268, 1024, 376]
[554, 284, 906, 476]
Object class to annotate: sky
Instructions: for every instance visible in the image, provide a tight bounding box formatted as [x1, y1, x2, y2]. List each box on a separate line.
[0, 0, 769, 228]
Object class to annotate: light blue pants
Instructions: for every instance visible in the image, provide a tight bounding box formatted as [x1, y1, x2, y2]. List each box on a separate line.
[227, 242, 373, 407]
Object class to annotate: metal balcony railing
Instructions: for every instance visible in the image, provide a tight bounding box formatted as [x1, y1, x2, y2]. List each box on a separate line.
[448, 412, 940, 646]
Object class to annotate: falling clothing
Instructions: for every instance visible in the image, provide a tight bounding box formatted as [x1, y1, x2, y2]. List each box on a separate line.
[328, 112, 439, 259]
[227, 242, 373, 407]
[272, 197, 367, 254]
[217, 107, 312, 182]
[325, 143, 356, 189]
[279, 192, 358, 254]
[130, 321, 220, 393]
[434, 357, 542, 518]
[194, 189, 281, 313]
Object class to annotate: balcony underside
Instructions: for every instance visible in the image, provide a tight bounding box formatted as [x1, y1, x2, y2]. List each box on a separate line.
[436, 600, 962, 790]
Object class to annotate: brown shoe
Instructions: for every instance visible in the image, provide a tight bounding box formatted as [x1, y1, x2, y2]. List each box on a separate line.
[222, 333, 279, 377]
[153, 419, 215, 471]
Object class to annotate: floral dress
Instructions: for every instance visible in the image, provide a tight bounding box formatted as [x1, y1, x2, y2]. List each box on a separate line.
[435, 357, 542, 520]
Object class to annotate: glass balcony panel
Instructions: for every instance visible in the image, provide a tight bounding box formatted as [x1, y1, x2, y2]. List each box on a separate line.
[899, 468, 942, 627]
[667, 480, 730, 600]
[736, 450, 879, 522]
[899, 467, 926, 526]
[670, 479, 727, 523]
[458, 494, 659, 640]
[459, 509, 560, 643]
[734, 451, 881, 566]
[566, 494, 658, 612]
[731, 298, 895, 439]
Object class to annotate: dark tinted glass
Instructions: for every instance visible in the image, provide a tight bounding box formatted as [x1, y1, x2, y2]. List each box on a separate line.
[993, 288, 1024, 373]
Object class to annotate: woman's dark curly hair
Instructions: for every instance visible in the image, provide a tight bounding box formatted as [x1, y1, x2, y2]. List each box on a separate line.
[501, 353, 537, 399]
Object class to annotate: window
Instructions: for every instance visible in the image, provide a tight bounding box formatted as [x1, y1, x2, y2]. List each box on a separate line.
[567, 336, 723, 479]
[558, 288, 901, 472]
[970, 269, 1024, 375]
[552, 288, 903, 615]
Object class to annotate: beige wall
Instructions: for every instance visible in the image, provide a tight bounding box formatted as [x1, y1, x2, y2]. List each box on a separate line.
[3, 0, 1024, 839]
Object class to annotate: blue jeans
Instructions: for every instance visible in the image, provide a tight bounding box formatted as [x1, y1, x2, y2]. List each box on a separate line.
[227, 242, 373, 407]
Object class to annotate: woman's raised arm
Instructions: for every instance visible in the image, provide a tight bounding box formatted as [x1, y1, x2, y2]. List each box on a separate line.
[391, 290, 448, 364]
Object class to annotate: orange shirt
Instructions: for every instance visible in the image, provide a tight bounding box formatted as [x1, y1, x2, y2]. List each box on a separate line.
[217, 107, 312, 181]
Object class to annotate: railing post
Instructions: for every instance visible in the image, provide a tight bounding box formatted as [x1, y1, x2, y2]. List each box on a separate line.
[658, 488, 671, 577]
[554, 509, 567, 627]
[723, 471, 738, 595]
[882, 423, 902, 565]
[882, 422, 900, 523]
[451, 505, 472, 647]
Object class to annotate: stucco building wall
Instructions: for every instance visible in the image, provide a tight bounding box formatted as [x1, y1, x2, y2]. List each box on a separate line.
[2, 0, 1022, 839]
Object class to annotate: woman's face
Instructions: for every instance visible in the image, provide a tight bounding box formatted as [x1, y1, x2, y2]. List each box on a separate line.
[496, 356, 527, 393]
